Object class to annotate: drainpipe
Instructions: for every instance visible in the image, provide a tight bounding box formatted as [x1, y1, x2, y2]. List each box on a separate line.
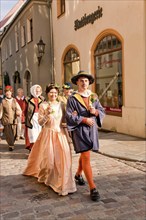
[47, 0, 55, 83]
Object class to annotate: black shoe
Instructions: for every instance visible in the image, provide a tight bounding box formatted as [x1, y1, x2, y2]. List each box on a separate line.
[90, 188, 100, 201]
[9, 147, 13, 151]
[75, 175, 85, 185]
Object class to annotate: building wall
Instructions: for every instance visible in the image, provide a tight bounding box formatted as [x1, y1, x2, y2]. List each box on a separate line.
[52, 0, 146, 138]
[1, 0, 51, 96]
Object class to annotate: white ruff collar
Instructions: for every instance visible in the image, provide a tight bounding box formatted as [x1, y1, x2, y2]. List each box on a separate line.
[76, 90, 92, 97]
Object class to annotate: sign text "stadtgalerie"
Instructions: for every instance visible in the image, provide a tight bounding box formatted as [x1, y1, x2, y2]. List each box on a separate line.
[74, 6, 103, 31]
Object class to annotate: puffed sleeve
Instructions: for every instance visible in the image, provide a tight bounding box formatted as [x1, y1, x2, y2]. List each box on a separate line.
[94, 99, 105, 127]
[66, 96, 84, 131]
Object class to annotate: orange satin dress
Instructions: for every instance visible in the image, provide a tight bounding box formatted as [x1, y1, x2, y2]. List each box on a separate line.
[23, 101, 76, 196]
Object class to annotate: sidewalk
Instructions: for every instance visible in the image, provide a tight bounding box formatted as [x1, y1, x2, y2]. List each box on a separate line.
[0, 130, 145, 162]
[98, 130, 146, 162]
[0, 131, 145, 220]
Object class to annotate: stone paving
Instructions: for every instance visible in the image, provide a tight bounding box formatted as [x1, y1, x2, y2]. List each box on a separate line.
[0, 139, 145, 220]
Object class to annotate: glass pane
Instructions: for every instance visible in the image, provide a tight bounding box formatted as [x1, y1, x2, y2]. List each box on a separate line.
[95, 48, 122, 115]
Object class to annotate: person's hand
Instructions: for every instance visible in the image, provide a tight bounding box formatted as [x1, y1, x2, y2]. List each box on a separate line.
[47, 105, 54, 114]
[89, 106, 96, 115]
[84, 118, 95, 126]
[72, 111, 77, 116]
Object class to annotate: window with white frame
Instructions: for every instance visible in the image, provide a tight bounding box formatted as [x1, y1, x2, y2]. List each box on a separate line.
[6, 44, 8, 59]
[57, 0, 65, 17]
[94, 34, 123, 116]
[15, 25, 19, 51]
[21, 25, 26, 47]
[9, 39, 12, 56]
[27, 18, 33, 43]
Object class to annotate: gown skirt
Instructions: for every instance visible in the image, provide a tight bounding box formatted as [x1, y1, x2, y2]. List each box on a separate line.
[23, 126, 76, 196]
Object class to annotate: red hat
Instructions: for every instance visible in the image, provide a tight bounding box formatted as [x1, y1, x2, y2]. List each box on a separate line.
[5, 85, 13, 92]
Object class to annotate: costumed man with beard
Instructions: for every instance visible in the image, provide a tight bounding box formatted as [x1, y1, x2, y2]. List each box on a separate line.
[66, 71, 105, 201]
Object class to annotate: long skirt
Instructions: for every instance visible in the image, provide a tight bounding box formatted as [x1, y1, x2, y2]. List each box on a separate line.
[23, 127, 77, 196]
[28, 113, 42, 143]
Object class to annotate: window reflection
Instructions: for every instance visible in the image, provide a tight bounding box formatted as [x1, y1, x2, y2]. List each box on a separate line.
[64, 48, 80, 88]
[94, 34, 123, 116]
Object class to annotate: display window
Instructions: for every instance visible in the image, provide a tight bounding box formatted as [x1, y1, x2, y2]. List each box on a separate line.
[94, 34, 123, 116]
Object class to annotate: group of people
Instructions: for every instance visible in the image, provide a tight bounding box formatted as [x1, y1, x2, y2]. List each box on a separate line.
[0, 71, 105, 201]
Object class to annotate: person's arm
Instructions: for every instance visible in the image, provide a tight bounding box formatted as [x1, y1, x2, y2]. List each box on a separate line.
[38, 103, 53, 126]
[66, 97, 84, 130]
[95, 100, 105, 127]
[15, 100, 22, 116]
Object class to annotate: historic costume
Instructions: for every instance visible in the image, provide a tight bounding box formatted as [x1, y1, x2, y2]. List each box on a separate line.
[66, 71, 105, 201]
[25, 85, 44, 150]
[66, 90, 105, 153]
[23, 97, 76, 195]
[58, 82, 73, 105]
[0, 86, 22, 151]
[24, 102, 76, 195]
[16, 89, 26, 140]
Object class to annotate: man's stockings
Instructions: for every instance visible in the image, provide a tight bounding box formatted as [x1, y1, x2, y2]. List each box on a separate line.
[76, 151, 96, 190]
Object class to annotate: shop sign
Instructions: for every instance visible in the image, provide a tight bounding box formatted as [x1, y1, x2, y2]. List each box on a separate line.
[74, 6, 103, 31]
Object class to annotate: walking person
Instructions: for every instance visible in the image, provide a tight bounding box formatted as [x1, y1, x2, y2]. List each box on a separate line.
[15, 88, 26, 140]
[23, 84, 76, 196]
[66, 71, 105, 201]
[58, 82, 73, 105]
[0, 86, 22, 151]
[25, 84, 44, 151]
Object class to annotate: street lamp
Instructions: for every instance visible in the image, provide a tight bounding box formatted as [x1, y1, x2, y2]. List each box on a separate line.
[37, 37, 46, 66]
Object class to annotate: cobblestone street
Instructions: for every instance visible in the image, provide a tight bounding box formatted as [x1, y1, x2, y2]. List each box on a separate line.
[0, 137, 145, 220]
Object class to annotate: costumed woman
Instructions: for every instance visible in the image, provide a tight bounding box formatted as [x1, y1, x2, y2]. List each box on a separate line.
[23, 84, 76, 196]
[25, 84, 44, 151]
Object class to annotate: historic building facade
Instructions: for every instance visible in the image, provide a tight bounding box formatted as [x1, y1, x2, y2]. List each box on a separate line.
[0, 0, 146, 138]
[0, 0, 53, 96]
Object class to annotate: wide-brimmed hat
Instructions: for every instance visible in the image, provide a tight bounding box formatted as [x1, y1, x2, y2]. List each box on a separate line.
[71, 71, 94, 85]
[62, 82, 72, 89]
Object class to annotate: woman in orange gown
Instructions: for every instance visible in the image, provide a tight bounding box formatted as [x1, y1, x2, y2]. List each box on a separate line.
[23, 84, 76, 196]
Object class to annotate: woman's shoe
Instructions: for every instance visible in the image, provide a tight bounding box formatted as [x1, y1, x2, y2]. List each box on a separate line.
[9, 146, 14, 151]
[90, 188, 100, 201]
[75, 175, 85, 185]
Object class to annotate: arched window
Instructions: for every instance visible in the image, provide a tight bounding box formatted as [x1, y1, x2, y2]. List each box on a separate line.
[24, 71, 31, 96]
[4, 72, 10, 86]
[94, 34, 123, 116]
[13, 71, 21, 96]
[63, 48, 80, 85]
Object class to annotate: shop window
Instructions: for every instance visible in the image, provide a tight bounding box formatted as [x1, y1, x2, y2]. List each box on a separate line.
[63, 48, 80, 87]
[94, 34, 123, 116]
[57, 0, 65, 17]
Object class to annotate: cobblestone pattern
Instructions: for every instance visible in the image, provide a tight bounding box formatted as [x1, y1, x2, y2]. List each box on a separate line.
[0, 143, 145, 220]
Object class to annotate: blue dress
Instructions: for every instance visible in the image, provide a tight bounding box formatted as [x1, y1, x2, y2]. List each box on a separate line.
[66, 93, 105, 153]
